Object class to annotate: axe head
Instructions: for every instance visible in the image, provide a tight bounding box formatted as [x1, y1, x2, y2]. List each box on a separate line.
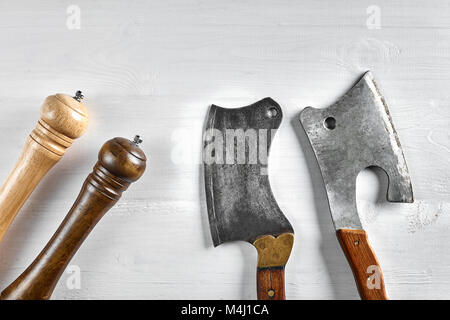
[203, 98, 293, 246]
[300, 72, 413, 230]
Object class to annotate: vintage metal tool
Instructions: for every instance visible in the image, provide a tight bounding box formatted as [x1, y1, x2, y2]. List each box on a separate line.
[299, 71, 413, 300]
[203, 98, 294, 300]
[0, 91, 89, 243]
[0, 136, 146, 300]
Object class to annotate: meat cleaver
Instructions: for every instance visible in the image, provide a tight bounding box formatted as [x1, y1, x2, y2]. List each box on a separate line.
[203, 98, 294, 300]
[299, 71, 413, 299]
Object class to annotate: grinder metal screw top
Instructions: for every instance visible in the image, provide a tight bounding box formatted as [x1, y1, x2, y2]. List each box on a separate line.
[203, 98, 294, 300]
[299, 71, 414, 300]
[0, 136, 146, 300]
[0, 92, 89, 243]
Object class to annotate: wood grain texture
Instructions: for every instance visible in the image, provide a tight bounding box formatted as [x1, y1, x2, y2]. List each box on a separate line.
[0, 138, 146, 300]
[337, 229, 387, 300]
[257, 267, 285, 300]
[0, 94, 88, 243]
[0, 0, 448, 299]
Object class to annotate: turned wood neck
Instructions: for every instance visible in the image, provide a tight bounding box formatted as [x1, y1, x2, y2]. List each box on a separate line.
[30, 120, 74, 157]
[87, 163, 131, 200]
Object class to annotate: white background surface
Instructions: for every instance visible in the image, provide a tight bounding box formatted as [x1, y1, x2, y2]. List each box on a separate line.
[0, 0, 448, 299]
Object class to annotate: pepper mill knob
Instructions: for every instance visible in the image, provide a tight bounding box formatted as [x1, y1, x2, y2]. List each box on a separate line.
[40, 92, 89, 139]
[90, 136, 147, 200]
[98, 136, 147, 182]
[31, 92, 89, 156]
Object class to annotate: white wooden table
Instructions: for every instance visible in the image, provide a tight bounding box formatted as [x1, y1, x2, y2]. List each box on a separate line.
[0, 0, 448, 299]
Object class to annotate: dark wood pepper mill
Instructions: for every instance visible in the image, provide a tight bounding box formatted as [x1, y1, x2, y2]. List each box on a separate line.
[0, 136, 146, 300]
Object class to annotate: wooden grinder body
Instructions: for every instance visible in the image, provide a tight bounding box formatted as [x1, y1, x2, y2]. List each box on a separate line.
[0, 94, 88, 242]
[0, 137, 146, 300]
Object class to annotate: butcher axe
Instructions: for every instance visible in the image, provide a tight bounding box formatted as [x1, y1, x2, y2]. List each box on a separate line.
[299, 72, 413, 299]
[203, 98, 294, 300]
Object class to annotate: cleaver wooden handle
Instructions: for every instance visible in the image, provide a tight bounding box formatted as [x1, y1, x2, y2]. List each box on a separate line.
[257, 267, 286, 300]
[254, 233, 294, 300]
[336, 229, 388, 300]
[0, 93, 89, 243]
[0, 137, 146, 300]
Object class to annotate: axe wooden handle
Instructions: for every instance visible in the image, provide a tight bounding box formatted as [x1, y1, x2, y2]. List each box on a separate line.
[0, 137, 146, 300]
[336, 229, 388, 300]
[254, 233, 294, 300]
[0, 93, 89, 243]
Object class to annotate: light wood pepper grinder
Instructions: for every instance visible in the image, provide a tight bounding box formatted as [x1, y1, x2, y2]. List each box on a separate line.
[0, 91, 89, 242]
[0, 136, 146, 300]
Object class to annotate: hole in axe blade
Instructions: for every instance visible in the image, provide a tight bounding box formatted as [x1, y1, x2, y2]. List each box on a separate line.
[356, 166, 389, 211]
[323, 116, 336, 130]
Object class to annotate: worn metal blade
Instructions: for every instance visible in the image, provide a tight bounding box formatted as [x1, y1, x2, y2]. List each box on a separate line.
[203, 98, 293, 246]
[299, 71, 413, 230]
